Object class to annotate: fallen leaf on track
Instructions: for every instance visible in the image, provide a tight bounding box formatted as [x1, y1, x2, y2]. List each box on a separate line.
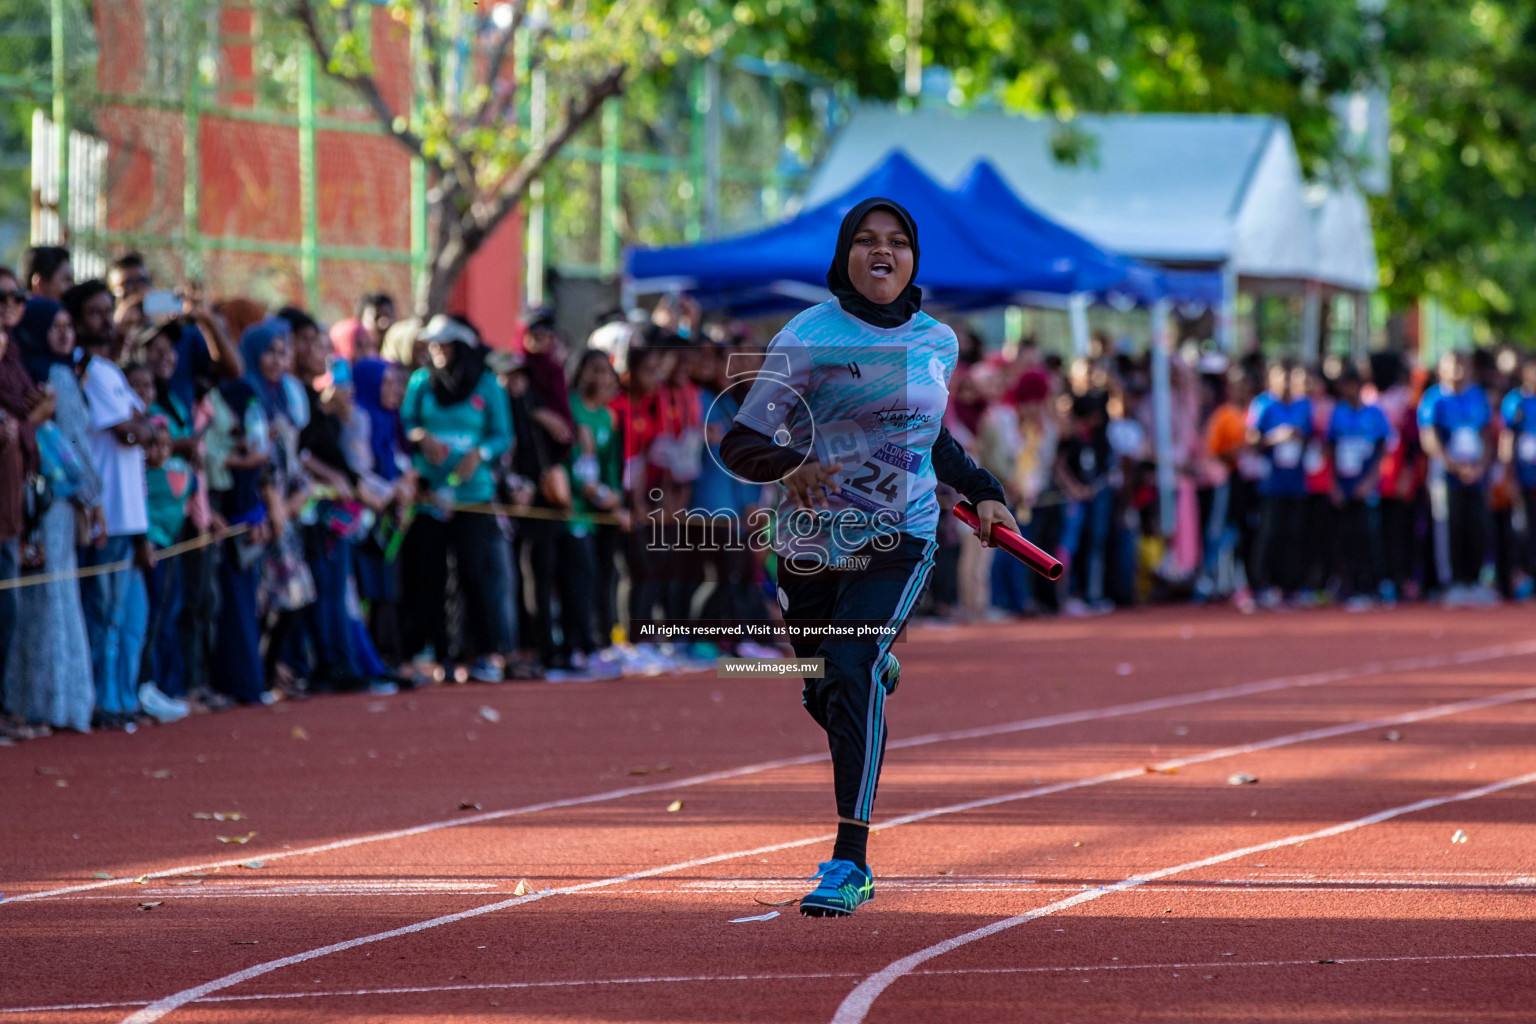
[1383, 730, 1403, 742]
[1451, 829, 1468, 844]
[132, 876, 148, 885]
[91, 872, 112, 880]
[137, 902, 162, 911]
[458, 802, 481, 811]
[513, 879, 529, 897]
[217, 832, 257, 845]
[1316, 958, 1337, 964]
[36, 766, 62, 776]
[191, 812, 245, 821]
[627, 763, 674, 776]
[239, 860, 265, 870]
[753, 897, 798, 907]
[231, 940, 259, 945]
[290, 727, 308, 741]
[147, 769, 175, 779]
[1144, 765, 1178, 775]
[478, 706, 501, 723]
[729, 911, 780, 923]
[666, 800, 684, 813]
[54, 779, 68, 788]
[1227, 773, 1259, 786]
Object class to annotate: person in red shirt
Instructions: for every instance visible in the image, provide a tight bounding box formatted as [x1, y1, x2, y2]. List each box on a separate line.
[1300, 364, 1336, 603]
[1371, 352, 1420, 603]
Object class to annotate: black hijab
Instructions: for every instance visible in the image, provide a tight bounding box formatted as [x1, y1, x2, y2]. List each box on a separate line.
[826, 197, 922, 329]
[15, 297, 71, 384]
[430, 340, 488, 407]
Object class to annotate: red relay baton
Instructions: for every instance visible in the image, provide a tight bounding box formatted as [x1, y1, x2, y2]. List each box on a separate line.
[954, 501, 1064, 581]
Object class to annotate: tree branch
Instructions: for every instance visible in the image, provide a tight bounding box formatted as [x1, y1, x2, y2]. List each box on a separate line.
[418, 0, 445, 101]
[288, 0, 426, 157]
[472, 0, 527, 127]
[473, 64, 627, 233]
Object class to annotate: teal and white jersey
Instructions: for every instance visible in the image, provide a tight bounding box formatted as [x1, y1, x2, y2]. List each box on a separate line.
[733, 300, 956, 556]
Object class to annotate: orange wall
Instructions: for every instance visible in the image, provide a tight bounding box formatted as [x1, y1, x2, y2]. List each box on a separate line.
[92, 4, 524, 329]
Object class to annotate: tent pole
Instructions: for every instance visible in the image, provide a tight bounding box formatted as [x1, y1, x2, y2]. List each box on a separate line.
[1150, 297, 1176, 539]
[1300, 280, 1322, 363]
[1068, 292, 1090, 357]
[1217, 262, 1237, 353]
[1352, 290, 1370, 361]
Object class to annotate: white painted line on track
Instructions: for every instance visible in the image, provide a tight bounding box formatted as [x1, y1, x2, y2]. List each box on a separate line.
[829, 769, 1536, 1024]
[10, 640, 1533, 905]
[9, 952, 1535, 1015]
[113, 683, 1536, 1023]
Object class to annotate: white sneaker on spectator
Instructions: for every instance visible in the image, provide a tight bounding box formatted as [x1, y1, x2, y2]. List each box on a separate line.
[1343, 595, 1376, 613]
[737, 641, 783, 659]
[470, 656, 504, 683]
[619, 644, 672, 676]
[1442, 584, 1471, 609]
[1062, 598, 1091, 618]
[588, 647, 627, 676]
[1256, 588, 1283, 611]
[1469, 584, 1501, 607]
[137, 682, 189, 724]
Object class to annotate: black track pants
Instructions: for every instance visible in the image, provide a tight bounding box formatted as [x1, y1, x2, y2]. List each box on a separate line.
[777, 533, 937, 824]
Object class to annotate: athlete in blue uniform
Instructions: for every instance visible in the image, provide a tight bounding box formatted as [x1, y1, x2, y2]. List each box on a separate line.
[1248, 361, 1312, 604]
[1418, 351, 1494, 600]
[1327, 364, 1392, 604]
[1499, 357, 1536, 589]
[720, 197, 1015, 917]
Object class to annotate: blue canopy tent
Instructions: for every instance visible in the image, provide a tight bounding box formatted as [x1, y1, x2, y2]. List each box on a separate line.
[625, 150, 1077, 311]
[946, 161, 1224, 311]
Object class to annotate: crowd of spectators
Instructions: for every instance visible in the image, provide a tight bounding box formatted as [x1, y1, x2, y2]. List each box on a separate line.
[937, 328, 1529, 619]
[0, 248, 1525, 743]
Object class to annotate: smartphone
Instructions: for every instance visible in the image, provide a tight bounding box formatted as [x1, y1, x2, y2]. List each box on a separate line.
[142, 289, 181, 318]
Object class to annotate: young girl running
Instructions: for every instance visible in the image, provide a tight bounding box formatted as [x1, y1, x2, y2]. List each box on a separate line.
[720, 197, 1016, 916]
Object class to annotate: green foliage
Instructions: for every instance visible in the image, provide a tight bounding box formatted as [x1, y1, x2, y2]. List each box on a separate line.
[1372, 0, 1536, 339]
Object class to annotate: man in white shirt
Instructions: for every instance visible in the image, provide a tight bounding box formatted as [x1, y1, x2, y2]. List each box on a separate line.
[67, 280, 152, 728]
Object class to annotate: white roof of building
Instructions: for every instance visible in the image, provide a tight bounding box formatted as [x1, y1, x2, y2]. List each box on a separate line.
[803, 108, 1377, 292]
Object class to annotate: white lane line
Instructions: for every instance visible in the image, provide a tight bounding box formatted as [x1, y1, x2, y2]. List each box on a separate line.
[830, 769, 1536, 1024]
[10, 952, 1534, 1015]
[11, 640, 1533, 905]
[114, 683, 1536, 1024]
[53, 880, 1536, 902]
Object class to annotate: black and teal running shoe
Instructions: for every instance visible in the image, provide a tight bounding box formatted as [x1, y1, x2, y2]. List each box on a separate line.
[878, 651, 901, 696]
[799, 859, 875, 917]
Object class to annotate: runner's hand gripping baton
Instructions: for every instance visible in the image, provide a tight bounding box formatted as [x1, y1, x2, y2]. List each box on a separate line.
[954, 501, 1064, 581]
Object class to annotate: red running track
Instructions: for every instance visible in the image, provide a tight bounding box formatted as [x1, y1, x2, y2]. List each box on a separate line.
[3, 605, 1536, 1023]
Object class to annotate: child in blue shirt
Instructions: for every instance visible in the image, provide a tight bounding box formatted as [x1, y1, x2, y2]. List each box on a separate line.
[1500, 357, 1536, 592]
[1247, 361, 1312, 605]
[1418, 351, 1494, 601]
[1327, 364, 1391, 604]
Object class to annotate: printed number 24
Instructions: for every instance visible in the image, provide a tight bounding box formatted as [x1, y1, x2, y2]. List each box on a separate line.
[847, 461, 899, 502]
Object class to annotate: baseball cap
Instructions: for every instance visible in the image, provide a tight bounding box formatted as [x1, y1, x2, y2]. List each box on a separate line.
[419, 314, 480, 348]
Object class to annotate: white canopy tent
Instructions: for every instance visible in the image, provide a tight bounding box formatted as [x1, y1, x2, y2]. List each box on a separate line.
[803, 108, 1380, 358]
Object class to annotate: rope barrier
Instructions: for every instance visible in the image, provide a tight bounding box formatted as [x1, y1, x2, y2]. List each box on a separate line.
[0, 477, 1111, 592]
[0, 524, 252, 592]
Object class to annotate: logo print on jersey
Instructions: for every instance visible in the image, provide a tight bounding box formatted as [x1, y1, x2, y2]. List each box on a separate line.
[929, 355, 947, 386]
[847, 362, 861, 379]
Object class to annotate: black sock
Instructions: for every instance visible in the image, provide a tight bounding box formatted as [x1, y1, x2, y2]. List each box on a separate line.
[832, 820, 869, 869]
